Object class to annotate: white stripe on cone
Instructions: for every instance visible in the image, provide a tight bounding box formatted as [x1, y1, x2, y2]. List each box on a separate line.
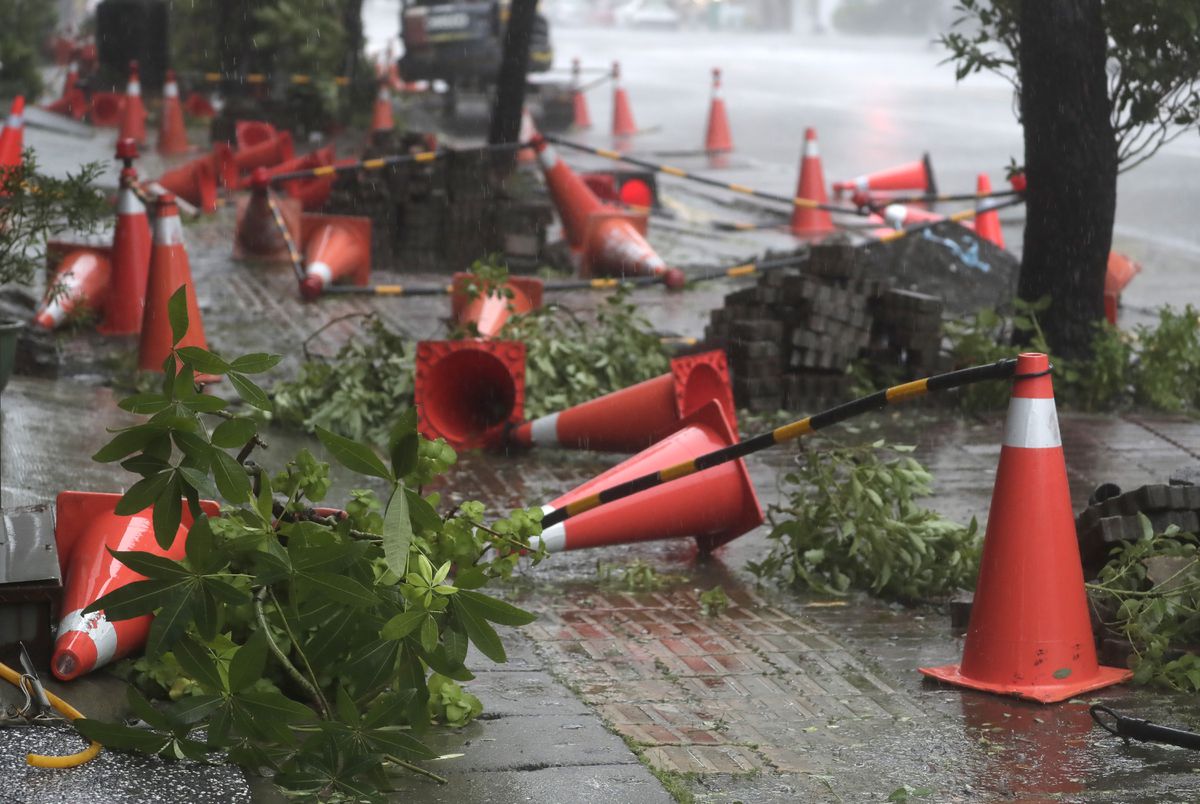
[164, 82, 179, 99]
[853, 175, 869, 192]
[39, 297, 67, 327]
[154, 213, 185, 245]
[1003, 397, 1061, 449]
[537, 143, 560, 171]
[117, 186, 146, 215]
[128, 81, 141, 96]
[530, 412, 560, 446]
[804, 139, 820, 158]
[57, 608, 119, 667]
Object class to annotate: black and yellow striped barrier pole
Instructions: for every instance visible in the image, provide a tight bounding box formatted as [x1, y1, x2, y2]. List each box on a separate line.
[265, 189, 309, 284]
[191, 70, 352, 87]
[855, 188, 1022, 209]
[876, 195, 1026, 244]
[543, 135, 873, 218]
[539, 358, 1022, 529]
[267, 141, 530, 185]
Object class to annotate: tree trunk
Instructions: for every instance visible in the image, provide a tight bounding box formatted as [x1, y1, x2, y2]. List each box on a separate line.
[341, 0, 365, 80]
[488, 0, 538, 149]
[1016, 0, 1116, 359]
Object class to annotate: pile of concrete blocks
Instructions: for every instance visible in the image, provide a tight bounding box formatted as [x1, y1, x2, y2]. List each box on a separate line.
[864, 288, 946, 378]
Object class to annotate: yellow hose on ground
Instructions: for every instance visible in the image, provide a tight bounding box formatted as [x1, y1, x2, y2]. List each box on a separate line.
[0, 658, 102, 768]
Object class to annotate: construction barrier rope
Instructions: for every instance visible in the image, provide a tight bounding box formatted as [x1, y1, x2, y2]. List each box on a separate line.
[539, 358, 1023, 529]
[876, 195, 1027, 244]
[0, 659, 102, 768]
[268, 141, 529, 185]
[265, 188, 309, 284]
[543, 135, 873, 218]
[855, 188, 1022, 209]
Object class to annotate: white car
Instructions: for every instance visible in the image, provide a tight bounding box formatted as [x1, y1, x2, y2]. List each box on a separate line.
[614, 0, 681, 29]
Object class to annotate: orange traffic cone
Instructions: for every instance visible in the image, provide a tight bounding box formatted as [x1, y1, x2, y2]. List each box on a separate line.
[157, 69, 191, 155]
[882, 203, 944, 229]
[1104, 252, 1141, 326]
[33, 246, 112, 330]
[50, 491, 217, 681]
[533, 136, 685, 288]
[233, 130, 295, 176]
[533, 400, 762, 553]
[611, 61, 637, 140]
[571, 58, 591, 130]
[517, 106, 538, 164]
[235, 119, 276, 150]
[371, 82, 394, 135]
[183, 91, 216, 120]
[832, 153, 936, 198]
[89, 92, 124, 127]
[704, 68, 733, 154]
[233, 167, 302, 262]
[98, 139, 152, 336]
[450, 273, 543, 338]
[43, 61, 87, 120]
[0, 96, 25, 168]
[298, 213, 372, 299]
[919, 352, 1132, 703]
[972, 173, 1005, 249]
[138, 193, 210, 371]
[148, 151, 220, 214]
[270, 145, 336, 210]
[118, 60, 147, 145]
[789, 128, 834, 238]
[510, 350, 737, 452]
[414, 340, 527, 450]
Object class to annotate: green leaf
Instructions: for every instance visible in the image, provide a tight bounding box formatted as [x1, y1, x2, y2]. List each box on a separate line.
[212, 449, 252, 503]
[383, 486, 413, 579]
[176, 346, 231, 376]
[115, 470, 176, 516]
[168, 693, 223, 725]
[74, 718, 171, 753]
[315, 426, 393, 480]
[301, 571, 377, 607]
[172, 637, 225, 692]
[228, 630, 268, 693]
[119, 393, 171, 415]
[340, 639, 399, 693]
[178, 465, 218, 499]
[184, 516, 216, 571]
[228, 371, 273, 411]
[110, 548, 192, 580]
[168, 286, 190, 346]
[204, 577, 251, 606]
[94, 427, 161, 463]
[146, 588, 196, 656]
[451, 596, 506, 663]
[126, 685, 176, 731]
[443, 623, 469, 667]
[405, 489, 441, 533]
[230, 352, 282, 374]
[365, 726, 435, 759]
[121, 453, 170, 478]
[420, 615, 439, 654]
[237, 690, 317, 723]
[84, 578, 179, 620]
[211, 417, 258, 449]
[457, 589, 537, 626]
[381, 609, 425, 641]
[181, 395, 227, 413]
[151, 476, 183, 550]
[388, 409, 420, 479]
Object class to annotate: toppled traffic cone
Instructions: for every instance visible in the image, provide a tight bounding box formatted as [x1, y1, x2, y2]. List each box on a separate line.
[233, 130, 295, 176]
[533, 136, 684, 288]
[118, 60, 147, 145]
[148, 146, 226, 213]
[298, 212, 371, 299]
[183, 91, 216, 120]
[832, 153, 936, 198]
[882, 202, 944, 229]
[919, 352, 1132, 703]
[972, 173, 1005, 249]
[89, 92, 124, 127]
[517, 106, 538, 165]
[43, 61, 87, 120]
[510, 349, 737, 452]
[156, 69, 191, 155]
[138, 193, 210, 371]
[0, 96, 25, 168]
[571, 58, 591, 129]
[98, 139, 152, 336]
[414, 340, 526, 450]
[789, 128, 834, 238]
[611, 61, 637, 140]
[450, 273, 543, 338]
[371, 82, 394, 136]
[233, 167, 301, 262]
[34, 244, 112, 330]
[50, 491, 216, 681]
[533, 400, 762, 553]
[704, 68, 733, 154]
[278, 146, 336, 211]
[1104, 252, 1141, 325]
[236, 119, 276, 150]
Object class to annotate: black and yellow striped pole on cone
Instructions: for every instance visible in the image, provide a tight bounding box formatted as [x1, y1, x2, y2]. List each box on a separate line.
[537, 358, 1022, 538]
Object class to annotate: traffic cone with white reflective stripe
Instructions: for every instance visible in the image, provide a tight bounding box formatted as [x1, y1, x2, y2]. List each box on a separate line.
[157, 69, 191, 155]
[919, 352, 1132, 703]
[99, 139, 152, 335]
[832, 153, 936, 198]
[138, 193, 210, 371]
[33, 246, 112, 330]
[611, 62, 637, 140]
[510, 350, 737, 453]
[44, 62, 87, 119]
[532, 400, 762, 553]
[704, 68, 732, 155]
[571, 59, 591, 129]
[118, 60, 147, 145]
[371, 81, 394, 135]
[972, 173, 1005, 249]
[789, 128, 833, 237]
[234, 167, 302, 262]
[0, 96, 25, 168]
[298, 213, 372, 299]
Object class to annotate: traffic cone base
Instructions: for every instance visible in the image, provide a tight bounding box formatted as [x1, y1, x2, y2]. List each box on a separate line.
[34, 244, 112, 330]
[414, 340, 526, 450]
[450, 273, 543, 338]
[919, 352, 1132, 703]
[534, 400, 762, 553]
[298, 213, 372, 299]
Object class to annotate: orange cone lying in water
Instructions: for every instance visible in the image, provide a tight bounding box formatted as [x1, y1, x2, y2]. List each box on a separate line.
[99, 139, 153, 336]
[138, 193, 210, 371]
[532, 400, 762, 553]
[33, 246, 112, 330]
[509, 350, 737, 453]
[919, 352, 1132, 703]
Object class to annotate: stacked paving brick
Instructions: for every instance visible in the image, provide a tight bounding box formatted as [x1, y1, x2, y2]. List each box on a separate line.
[863, 288, 945, 378]
[1075, 480, 1200, 577]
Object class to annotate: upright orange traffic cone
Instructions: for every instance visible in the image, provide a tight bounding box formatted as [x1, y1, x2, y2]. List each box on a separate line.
[157, 69, 191, 155]
[371, 81, 394, 135]
[571, 58, 591, 130]
[50, 491, 215, 681]
[972, 173, 1005, 249]
[920, 353, 1132, 703]
[0, 96, 25, 168]
[510, 350, 737, 452]
[832, 153, 936, 198]
[118, 60, 147, 146]
[532, 400, 762, 553]
[298, 213, 372, 299]
[451, 273, 543, 338]
[233, 167, 302, 262]
[99, 139, 152, 335]
[1104, 252, 1141, 326]
[533, 136, 685, 288]
[138, 193, 210, 371]
[414, 340, 527, 450]
[611, 61, 637, 140]
[33, 246, 112, 330]
[517, 106, 538, 164]
[43, 61, 87, 120]
[789, 128, 834, 238]
[704, 68, 733, 154]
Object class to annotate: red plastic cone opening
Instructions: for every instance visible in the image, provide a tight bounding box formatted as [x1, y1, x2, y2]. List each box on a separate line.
[415, 341, 526, 450]
[673, 350, 737, 433]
